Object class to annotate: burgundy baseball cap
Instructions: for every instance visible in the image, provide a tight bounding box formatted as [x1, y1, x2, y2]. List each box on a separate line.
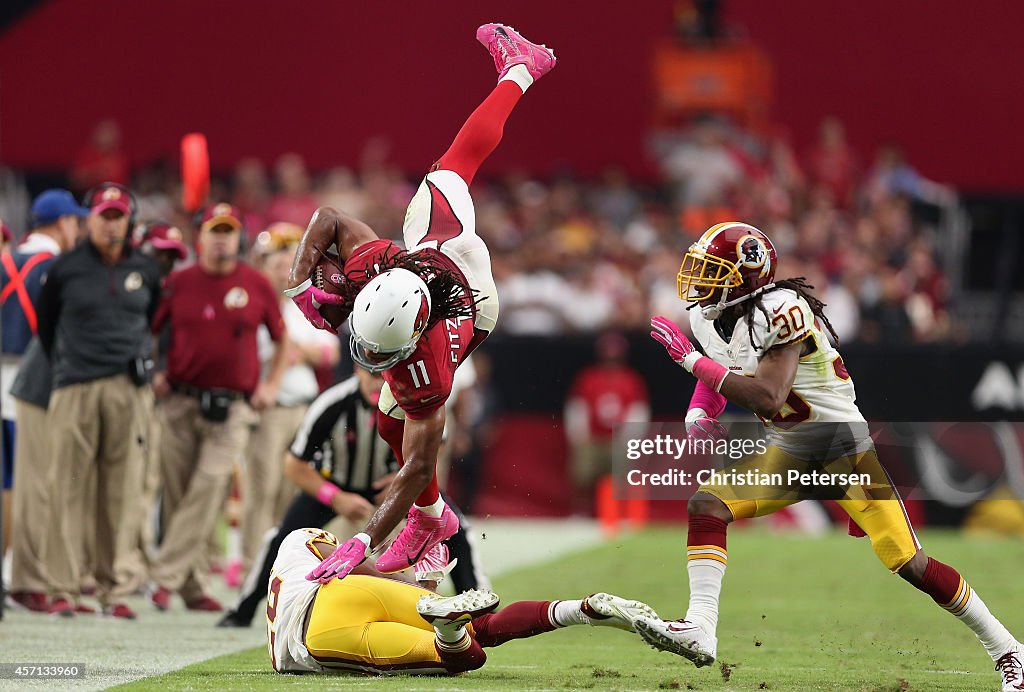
[199, 203, 243, 233]
[90, 184, 132, 216]
[139, 222, 188, 259]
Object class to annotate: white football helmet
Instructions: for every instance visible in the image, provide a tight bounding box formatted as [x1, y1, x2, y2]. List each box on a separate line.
[348, 268, 431, 373]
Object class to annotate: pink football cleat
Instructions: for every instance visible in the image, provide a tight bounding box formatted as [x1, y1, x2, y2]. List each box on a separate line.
[476, 23, 556, 82]
[375, 504, 460, 574]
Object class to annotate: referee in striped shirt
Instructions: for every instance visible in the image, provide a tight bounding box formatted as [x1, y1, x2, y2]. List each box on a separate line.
[218, 367, 488, 627]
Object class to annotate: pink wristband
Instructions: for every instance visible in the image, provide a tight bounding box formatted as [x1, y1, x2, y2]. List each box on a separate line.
[692, 356, 729, 393]
[689, 379, 727, 417]
[316, 481, 341, 506]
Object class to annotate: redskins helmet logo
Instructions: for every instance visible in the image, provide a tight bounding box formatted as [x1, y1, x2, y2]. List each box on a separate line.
[737, 235, 768, 269]
[101, 187, 122, 201]
[213, 203, 233, 217]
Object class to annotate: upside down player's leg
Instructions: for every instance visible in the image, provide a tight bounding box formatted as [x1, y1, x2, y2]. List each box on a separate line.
[401, 22, 557, 356]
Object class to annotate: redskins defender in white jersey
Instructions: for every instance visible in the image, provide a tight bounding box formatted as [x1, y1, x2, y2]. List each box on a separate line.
[267, 528, 337, 673]
[636, 222, 1024, 692]
[687, 269, 868, 458]
[267, 528, 661, 676]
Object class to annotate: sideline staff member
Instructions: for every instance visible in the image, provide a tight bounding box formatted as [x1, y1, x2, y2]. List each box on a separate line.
[37, 183, 160, 618]
[148, 203, 288, 611]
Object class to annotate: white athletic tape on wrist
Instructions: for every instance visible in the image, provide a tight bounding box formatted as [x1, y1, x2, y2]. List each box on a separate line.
[686, 408, 709, 428]
[282, 277, 312, 298]
[681, 351, 702, 372]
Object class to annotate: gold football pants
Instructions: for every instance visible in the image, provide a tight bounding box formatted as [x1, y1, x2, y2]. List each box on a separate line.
[698, 445, 920, 572]
[305, 575, 474, 674]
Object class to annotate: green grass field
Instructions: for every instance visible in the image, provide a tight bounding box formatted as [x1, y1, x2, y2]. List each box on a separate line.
[109, 527, 1023, 691]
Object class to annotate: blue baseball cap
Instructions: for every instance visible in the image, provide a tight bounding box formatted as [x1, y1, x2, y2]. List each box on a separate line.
[30, 189, 89, 228]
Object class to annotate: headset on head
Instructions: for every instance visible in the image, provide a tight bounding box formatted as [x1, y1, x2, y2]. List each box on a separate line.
[83, 182, 139, 231]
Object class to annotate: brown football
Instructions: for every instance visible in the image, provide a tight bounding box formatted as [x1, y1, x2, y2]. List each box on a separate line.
[312, 254, 348, 330]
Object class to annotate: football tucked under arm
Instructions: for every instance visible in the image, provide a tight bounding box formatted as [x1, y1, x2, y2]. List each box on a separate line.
[311, 254, 350, 330]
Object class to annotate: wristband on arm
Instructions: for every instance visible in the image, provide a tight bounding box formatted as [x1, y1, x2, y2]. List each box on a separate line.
[688, 354, 730, 392]
[316, 481, 341, 507]
[689, 379, 727, 418]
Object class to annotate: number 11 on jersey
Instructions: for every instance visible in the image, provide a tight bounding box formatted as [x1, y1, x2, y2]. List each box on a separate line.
[407, 359, 430, 388]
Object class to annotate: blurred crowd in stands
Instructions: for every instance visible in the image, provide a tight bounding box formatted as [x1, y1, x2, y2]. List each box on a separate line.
[2, 111, 959, 347]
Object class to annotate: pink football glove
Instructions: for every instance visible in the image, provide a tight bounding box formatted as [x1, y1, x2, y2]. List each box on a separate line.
[650, 316, 701, 372]
[282, 278, 345, 334]
[305, 533, 370, 584]
[687, 416, 728, 443]
[652, 315, 730, 391]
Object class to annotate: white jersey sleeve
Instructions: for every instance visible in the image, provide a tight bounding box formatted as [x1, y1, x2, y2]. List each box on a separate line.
[750, 289, 814, 352]
[267, 528, 339, 673]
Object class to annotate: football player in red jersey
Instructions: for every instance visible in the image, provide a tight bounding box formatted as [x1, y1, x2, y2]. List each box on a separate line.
[636, 222, 1023, 691]
[284, 24, 556, 582]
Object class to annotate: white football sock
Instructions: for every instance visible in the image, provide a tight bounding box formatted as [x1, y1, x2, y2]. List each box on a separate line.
[416, 497, 445, 518]
[950, 588, 1018, 660]
[549, 599, 587, 627]
[500, 64, 534, 93]
[684, 551, 727, 635]
[434, 620, 469, 644]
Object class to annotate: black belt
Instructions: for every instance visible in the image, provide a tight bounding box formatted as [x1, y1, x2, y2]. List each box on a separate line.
[170, 383, 247, 401]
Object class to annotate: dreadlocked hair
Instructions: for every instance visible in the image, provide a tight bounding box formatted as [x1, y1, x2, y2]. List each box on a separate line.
[319, 243, 478, 328]
[739, 277, 839, 351]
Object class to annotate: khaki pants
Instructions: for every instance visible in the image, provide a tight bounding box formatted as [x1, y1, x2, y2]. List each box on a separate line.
[46, 375, 149, 607]
[118, 390, 158, 593]
[9, 400, 54, 593]
[241, 404, 304, 573]
[151, 392, 255, 600]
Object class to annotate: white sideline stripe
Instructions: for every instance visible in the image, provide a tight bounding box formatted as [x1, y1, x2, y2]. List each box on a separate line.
[0, 518, 603, 691]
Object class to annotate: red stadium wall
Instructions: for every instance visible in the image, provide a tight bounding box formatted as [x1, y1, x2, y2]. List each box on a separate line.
[1, 1, 1023, 191]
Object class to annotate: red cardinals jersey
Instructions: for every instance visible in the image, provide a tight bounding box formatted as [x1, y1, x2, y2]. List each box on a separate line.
[153, 263, 284, 394]
[382, 313, 475, 420]
[345, 239, 479, 420]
